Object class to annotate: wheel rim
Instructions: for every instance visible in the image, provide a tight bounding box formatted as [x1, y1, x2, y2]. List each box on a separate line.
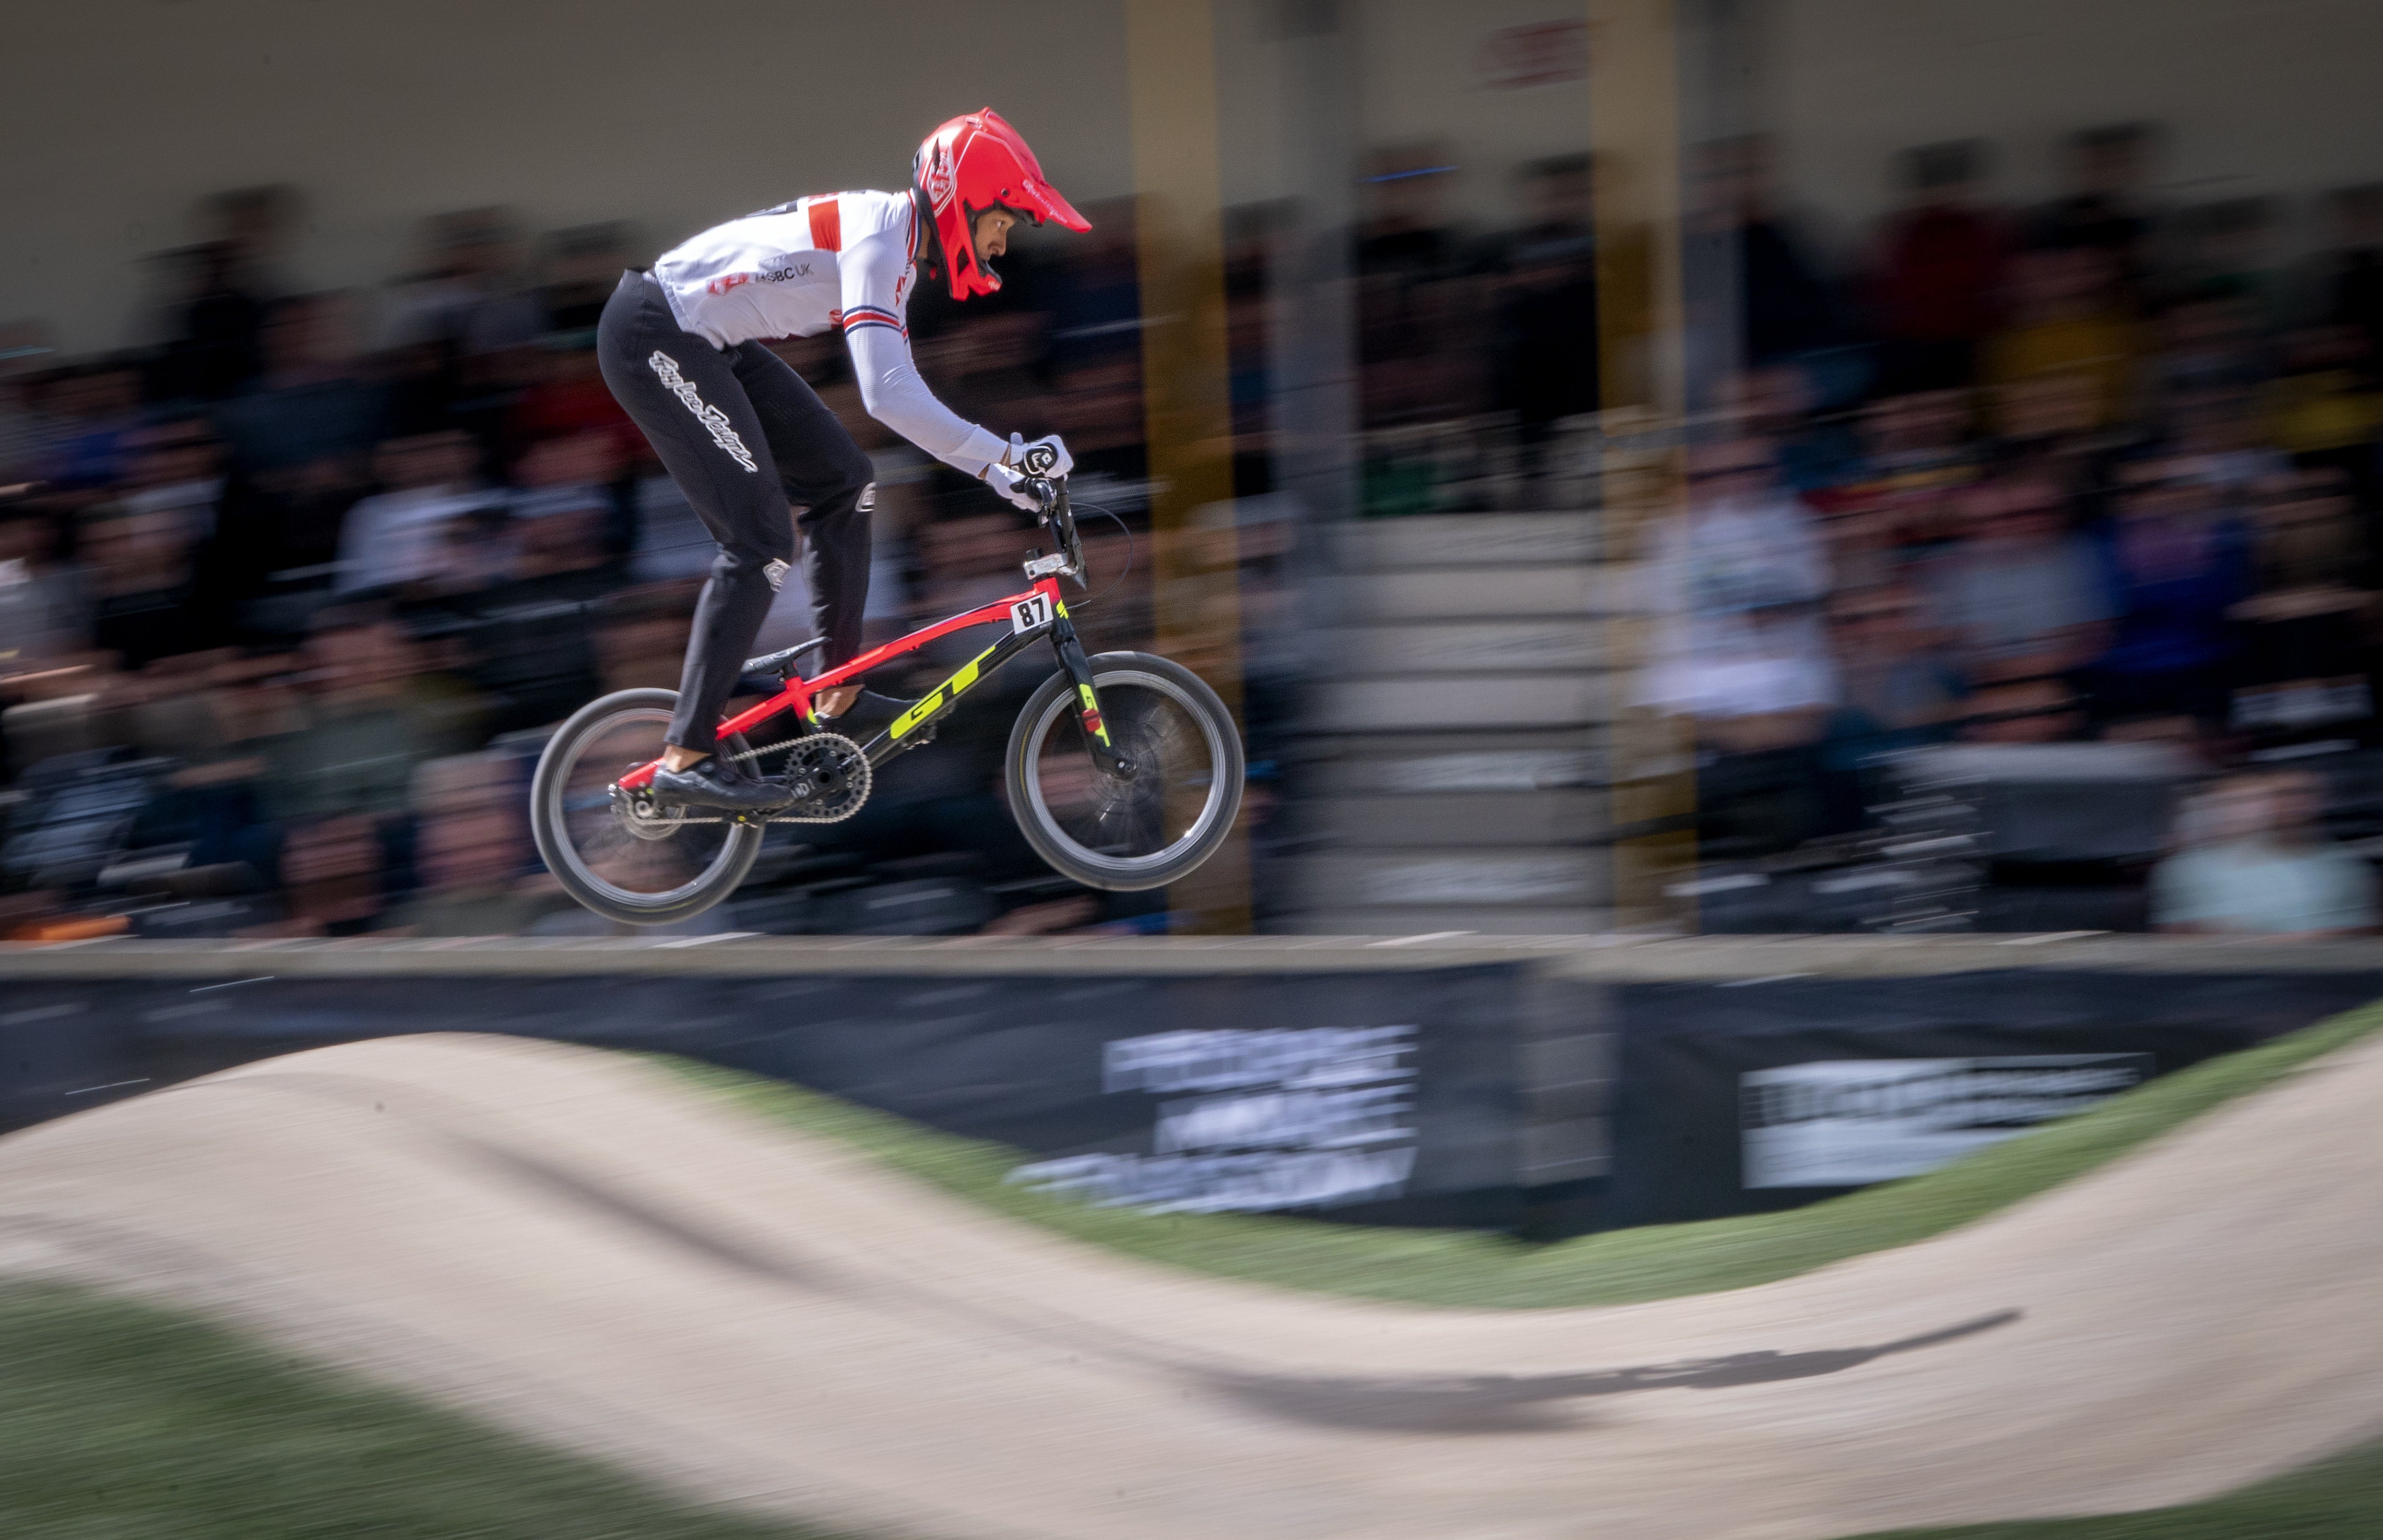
[1019, 670, 1230, 879]
[543, 706, 748, 909]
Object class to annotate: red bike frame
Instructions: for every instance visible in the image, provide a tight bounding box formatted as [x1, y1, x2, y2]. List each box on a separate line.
[614, 573, 1096, 791]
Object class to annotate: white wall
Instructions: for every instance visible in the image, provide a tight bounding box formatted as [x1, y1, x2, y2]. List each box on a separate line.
[1760, 0, 2383, 258]
[11, 0, 2378, 356]
[1354, 0, 1595, 231]
[1, 0, 1133, 353]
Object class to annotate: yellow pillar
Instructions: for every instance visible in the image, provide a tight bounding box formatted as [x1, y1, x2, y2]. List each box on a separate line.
[1125, 0, 1250, 933]
[1589, 0, 1697, 929]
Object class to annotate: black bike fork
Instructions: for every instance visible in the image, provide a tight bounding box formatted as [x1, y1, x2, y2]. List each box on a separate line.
[1049, 614, 1135, 779]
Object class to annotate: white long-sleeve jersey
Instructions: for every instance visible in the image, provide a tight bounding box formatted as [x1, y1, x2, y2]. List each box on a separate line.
[650, 190, 1007, 479]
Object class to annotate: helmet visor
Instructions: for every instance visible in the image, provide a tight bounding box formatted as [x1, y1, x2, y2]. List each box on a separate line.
[1014, 177, 1091, 233]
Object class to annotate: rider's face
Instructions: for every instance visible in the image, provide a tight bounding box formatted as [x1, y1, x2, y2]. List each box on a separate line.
[972, 208, 1017, 263]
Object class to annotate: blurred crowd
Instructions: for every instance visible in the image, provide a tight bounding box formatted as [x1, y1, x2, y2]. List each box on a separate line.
[1615, 128, 2382, 934]
[6, 111, 2381, 939]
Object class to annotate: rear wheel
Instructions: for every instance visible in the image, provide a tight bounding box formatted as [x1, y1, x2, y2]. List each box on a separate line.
[1004, 652, 1243, 892]
[529, 687, 764, 926]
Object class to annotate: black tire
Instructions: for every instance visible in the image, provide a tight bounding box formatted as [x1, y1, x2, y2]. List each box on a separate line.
[529, 687, 764, 926]
[1004, 652, 1244, 892]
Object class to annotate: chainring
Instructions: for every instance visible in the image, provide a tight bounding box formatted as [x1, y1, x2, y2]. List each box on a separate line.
[762, 733, 871, 823]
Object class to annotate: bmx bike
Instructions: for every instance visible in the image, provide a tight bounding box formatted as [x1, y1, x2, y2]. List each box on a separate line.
[528, 465, 1244, 926]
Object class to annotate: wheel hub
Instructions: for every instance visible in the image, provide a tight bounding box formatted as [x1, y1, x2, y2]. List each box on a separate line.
[611, 783, 691, 841]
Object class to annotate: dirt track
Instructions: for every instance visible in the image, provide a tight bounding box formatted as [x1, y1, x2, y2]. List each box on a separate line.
[4, 1032, 2380, 1540]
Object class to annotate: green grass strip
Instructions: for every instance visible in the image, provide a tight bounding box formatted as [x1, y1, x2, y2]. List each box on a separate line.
[670, 996, 2383, 1310]
[0, 1280, 845, 1540]
[1839, 1436, 2383, 1539]
[6, 1274, 2377, 1540]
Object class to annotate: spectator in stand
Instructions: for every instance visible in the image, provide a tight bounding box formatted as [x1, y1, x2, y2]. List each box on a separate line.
[335, 429, 504, 595]
[1825, 583, 1967, 744]
[2166, 385, 2288, 501]
[1354, 144, 1474, 427]
[2320, 184, 2383, 367]
[1868, 140, 2009, 393]
[2258, 325, 2383, 516]
[0, 497, 85, 672]
[1820, 388, 1985, 563]
[2085, 454, 2254, 725]
[2026, 123, 2163, 312]
[2229, 467, 2371, 738]
[1642, 436, 1838, 723]
[508, 427, 632, 567]
[252, 603, 478, 822]
[211, 291, 386, 477]
[381, 753, 564, 936]
[2151, 770, 2378, 936]
[508, 339, 638, 465]
[37, 360, 145, 494]
[2170, 198, 2284, 323]
[508, 429, 620, 524]
[433, 500, 611, 734]
[591, 584, 697, 694]
[109, 417, 226, 549]
[1960, 672, 2090, 745]
[1928, 463, 2113, 681]
[1983, 247, 2144, 436]
[2150, 290, 2270, 404]
[916, 308, 1053, 443]
[382, 799, 561, 935]
[537, 223, 635, 333]
[1728, 364, 1860, 495]
[156, 241, 267, 402]
[206, 292, 389, 638]
[0, 321, 61, 480]
[1045, 353, 1149, 517]
[1488, 154, 1600, 476]
[78, 500, 204, 670]
[381, 208, 545, 357]
[242, 810, 386, 938]
[1694, 134, 1844, 371]
[1817, 580, 1967, 828]
[1641, 436, 1838, 852]
[1041, 196, 1142, 376]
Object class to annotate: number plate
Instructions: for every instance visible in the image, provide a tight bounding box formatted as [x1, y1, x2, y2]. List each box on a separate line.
[1009, 592, 1055, 634]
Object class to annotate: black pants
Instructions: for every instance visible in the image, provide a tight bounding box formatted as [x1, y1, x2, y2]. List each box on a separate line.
[597, 270, 873, 753]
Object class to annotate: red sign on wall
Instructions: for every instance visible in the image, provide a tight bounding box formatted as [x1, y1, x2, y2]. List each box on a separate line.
[1477, 19, 1591, 91]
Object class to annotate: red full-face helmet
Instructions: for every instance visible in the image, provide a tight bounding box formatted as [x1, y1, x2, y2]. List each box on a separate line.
[913, 108, 1090, 301]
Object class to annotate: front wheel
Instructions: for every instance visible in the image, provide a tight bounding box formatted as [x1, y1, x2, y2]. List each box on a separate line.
[529, 687, 765, 926]
[1005, 652, 1244, 892]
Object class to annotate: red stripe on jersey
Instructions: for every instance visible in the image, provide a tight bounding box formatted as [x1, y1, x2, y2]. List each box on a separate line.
[808, 197, 843, 253]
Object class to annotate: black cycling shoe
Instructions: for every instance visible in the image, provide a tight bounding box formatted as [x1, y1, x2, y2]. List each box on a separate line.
[648, 755, 792, 814]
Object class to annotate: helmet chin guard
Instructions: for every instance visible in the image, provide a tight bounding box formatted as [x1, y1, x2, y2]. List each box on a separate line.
[914, 108, 1090, 301]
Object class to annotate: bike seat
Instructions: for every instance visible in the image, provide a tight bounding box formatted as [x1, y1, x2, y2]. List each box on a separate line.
[742, 636, 829, 679]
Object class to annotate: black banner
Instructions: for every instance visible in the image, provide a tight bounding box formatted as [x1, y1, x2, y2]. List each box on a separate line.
[0, 966, 1526, 1229]
[1604, 970, 2383, 1228]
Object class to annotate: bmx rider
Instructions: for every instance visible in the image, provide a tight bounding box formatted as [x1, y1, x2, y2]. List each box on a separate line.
[594, 107, 1089, 813]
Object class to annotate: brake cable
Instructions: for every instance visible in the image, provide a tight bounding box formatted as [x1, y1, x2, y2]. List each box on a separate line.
[1065, 501, 1133, 611]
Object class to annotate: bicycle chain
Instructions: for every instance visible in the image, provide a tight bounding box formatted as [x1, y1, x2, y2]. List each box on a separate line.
[632, 733, 870, 826]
